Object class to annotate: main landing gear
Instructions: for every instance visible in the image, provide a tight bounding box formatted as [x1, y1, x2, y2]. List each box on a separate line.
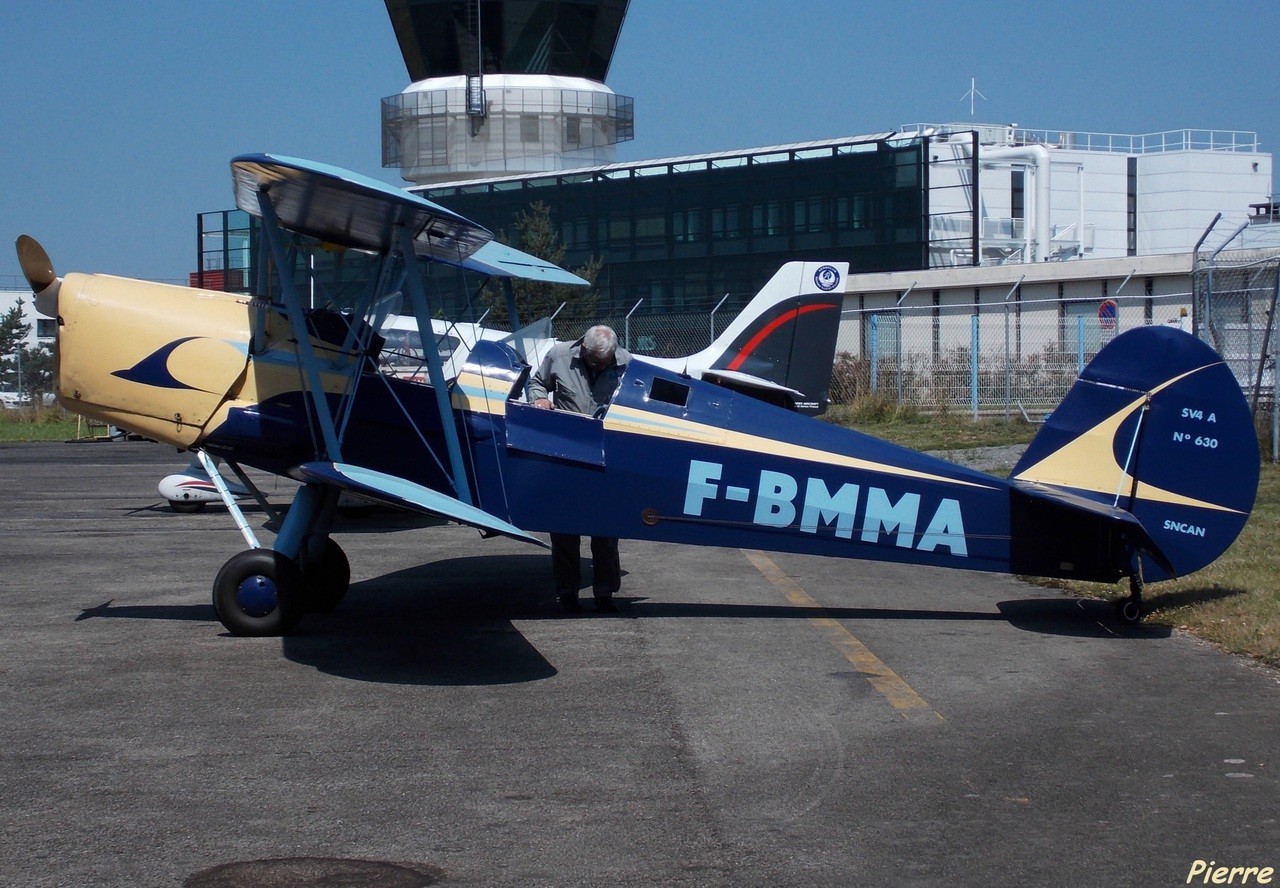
[199, 456, 351, 637]
[211, 539, 351, 636]
[213, 549, 307, 637]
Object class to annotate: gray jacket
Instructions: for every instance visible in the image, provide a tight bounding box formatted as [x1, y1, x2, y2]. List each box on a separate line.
[527, 338, 631, 415]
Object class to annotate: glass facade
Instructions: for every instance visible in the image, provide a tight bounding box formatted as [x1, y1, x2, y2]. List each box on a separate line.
[382, 78, 634, 181]
[194, 209, 254, 293]
[420, 135, 928, 312]
[194, 134, 931, 321]
[385, 0, 629, 80]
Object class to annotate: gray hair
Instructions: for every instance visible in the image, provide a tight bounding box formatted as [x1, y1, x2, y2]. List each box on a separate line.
[582, 325, 618, 362]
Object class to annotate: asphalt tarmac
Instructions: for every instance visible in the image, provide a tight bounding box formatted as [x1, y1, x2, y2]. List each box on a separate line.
[1, 440, 1277, 887]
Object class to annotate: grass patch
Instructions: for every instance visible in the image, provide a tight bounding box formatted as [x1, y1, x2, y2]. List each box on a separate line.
[1035, 463, 1280, 667]
[824, 401, 1038, 452]
[0, 407, 87, 442]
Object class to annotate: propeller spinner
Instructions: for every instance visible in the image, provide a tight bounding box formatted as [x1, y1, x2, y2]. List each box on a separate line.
[15, 235, 60, 318]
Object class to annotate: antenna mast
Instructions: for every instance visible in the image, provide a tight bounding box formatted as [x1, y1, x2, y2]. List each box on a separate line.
[960, 77, 987, 117]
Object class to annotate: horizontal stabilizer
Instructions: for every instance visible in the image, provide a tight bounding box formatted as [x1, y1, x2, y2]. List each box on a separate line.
[698, 368, 804, 408]
[1010, 480, 1177, 581]
[295, 461, 546, 548]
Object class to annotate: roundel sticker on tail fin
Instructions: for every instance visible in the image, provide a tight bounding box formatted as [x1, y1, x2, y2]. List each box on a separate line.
[814, 265, 840, 291]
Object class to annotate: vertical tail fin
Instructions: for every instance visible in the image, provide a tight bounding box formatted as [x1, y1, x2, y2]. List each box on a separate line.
[685, 262, 846, 414]
[1011, 325, 1258, 581]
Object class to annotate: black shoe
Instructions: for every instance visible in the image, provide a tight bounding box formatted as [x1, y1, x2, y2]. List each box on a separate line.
[594, 599, 618, 614]
[559, 596, 583, 614]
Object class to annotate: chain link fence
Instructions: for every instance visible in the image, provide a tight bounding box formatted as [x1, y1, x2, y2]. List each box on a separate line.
[1193, 247, 1280, 459]
[828, 293, 1193, 419]
[480, 247, 1280, 463]
[552, 294, 752, 360]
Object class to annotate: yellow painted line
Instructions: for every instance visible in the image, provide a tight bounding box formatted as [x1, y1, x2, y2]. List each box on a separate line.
[743, 549, 943, 722]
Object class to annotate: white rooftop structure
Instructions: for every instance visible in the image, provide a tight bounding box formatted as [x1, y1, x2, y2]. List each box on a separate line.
[903, 122, 1274, 267]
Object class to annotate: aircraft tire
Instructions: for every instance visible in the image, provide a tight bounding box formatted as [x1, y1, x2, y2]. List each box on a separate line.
[168, 499, 206, 514]
[212, 549, 305, 637]
[300, 538, 350, 613]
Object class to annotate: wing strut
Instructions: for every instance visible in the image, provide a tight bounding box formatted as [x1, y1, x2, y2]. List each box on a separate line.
[394, 224, 474, 506]
[256, 190, 345, 462]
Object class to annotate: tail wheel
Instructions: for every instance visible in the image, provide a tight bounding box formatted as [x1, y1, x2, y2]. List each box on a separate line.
[212, 549, 304, 637]
[1116, 596, 1144, 625]
[1115, 571, 1145, 625]
[299, 538, 351, 613]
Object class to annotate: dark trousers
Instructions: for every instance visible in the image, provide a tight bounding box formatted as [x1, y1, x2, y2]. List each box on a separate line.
[551, 533, 620, 602]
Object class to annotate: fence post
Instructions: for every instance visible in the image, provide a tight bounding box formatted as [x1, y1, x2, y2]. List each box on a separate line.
[893, 285, 914, 409]
[1003, 299, 1010, 421]
[870, 315, 879, 393]
[895, 312, 904, 406]
[709, 293, 730, 348]
[1001, 276, 1023, 422]
[623, 299, 643, 351]
[970, 314, 979, 421]
[1076, 316, 1085, 373]
[1273, 344, 1279, 464]
[1268, 269, 1280, 463]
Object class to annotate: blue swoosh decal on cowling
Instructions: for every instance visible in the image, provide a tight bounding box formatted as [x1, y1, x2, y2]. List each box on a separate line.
[112, 338, 202, 390]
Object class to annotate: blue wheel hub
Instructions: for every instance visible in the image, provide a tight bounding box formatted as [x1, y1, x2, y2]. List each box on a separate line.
[236, 574, 278, 617]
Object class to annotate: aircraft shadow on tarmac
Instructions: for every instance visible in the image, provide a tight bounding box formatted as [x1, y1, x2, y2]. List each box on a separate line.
[74, 551, 1187, 689]
[281, 554, 562, 686]
[996, 597, 1172, 638]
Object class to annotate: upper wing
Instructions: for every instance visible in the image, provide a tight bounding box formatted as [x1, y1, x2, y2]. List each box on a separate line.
[230, 153, 493, 262]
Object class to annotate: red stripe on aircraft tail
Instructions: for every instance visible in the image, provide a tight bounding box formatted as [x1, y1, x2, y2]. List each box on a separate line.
[725, 303, 838, 371]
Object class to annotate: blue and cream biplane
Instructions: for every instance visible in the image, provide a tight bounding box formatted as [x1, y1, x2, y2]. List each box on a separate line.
[15, 155, 1259, 636]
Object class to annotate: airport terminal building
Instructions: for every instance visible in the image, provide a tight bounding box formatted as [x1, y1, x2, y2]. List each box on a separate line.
[194, 0, 1276, 348]
[411, 124, 1273, 313]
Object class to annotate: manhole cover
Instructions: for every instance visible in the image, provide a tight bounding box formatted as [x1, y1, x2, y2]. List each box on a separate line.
[185, 857, 442, 887]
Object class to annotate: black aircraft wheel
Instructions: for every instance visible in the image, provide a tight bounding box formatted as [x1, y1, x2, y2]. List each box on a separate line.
[300, 538, 351, 613]
[212, 549, 304, 637]
[1116, 596, 1144, 625]
[168, 499, 206, 514]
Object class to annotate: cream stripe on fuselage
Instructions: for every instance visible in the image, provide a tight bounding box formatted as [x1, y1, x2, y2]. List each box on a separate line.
[454, 372, 996, 489]
[603, 404, 996, 489]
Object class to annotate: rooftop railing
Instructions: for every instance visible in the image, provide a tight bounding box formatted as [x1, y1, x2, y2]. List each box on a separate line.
[899, 123, 1260, 154]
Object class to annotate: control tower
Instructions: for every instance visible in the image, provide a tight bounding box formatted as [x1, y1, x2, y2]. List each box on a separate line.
[381, 0, 634, 185]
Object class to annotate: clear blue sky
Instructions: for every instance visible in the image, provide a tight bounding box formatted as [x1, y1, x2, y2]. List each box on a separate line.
[2, 0, 1276, 283]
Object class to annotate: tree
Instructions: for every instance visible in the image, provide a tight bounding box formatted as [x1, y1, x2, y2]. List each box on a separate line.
[21, 341, 55, 403]
[0, 299, 54, 402]
[0, 300, 32, 393]
[481, 202, 602, 336]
